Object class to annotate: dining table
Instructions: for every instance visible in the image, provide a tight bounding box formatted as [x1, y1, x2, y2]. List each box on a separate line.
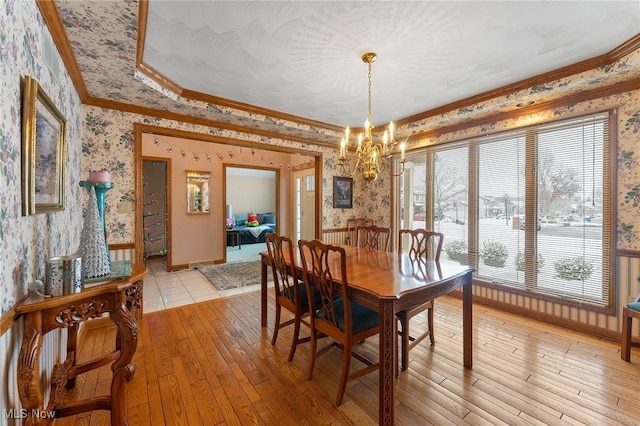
[260, 245, 474, 425]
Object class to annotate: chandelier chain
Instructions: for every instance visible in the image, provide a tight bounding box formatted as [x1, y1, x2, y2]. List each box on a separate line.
[367, 61, 372, 126]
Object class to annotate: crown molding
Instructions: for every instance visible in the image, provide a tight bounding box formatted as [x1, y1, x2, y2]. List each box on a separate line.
[180, 89, 344, 133]
[609, 33, 640, 62]
[135, 123, 323, 157]
[396, 34, 640, 129]
[135, 1, 342, 134]
[42, 0, 640, 152]
[85, 96, 336, 148]
[405, 77, 640, 146]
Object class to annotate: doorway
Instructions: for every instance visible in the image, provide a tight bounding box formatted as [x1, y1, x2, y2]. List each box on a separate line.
[134, 124, 323, 266]
[224, 166, 278, 263]
[293, 167, 316, 242]
[142, 157, 171, 269]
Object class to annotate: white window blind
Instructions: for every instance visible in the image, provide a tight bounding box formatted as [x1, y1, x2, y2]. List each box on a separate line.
[531, 114, 610, 305]
[415, 111, 612, 308]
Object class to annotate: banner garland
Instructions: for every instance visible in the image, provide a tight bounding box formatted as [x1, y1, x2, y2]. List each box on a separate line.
[151, 136, 314, 170]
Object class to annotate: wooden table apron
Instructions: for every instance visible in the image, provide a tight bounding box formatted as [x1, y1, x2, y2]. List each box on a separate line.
[260, 246, 473, 426]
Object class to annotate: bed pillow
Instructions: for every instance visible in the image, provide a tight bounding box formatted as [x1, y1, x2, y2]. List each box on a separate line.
[259, 213, 276, 224]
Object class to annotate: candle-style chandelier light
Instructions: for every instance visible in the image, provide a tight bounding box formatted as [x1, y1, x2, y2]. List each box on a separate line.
[338, 52, 406, 182]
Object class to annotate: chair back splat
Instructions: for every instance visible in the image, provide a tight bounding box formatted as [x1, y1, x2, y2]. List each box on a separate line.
[399, 228, 444, 261]
[345, 217, 373, 246]
[298, 239, 380, 405]
[395, 229, 444, 372]
[355, 224, 391, 252]
[265, 233, 313, 362]
[298, 240, 348, 335]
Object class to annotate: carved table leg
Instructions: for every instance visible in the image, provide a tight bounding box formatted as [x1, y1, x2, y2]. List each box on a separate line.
[125, 280, 144, 320]
[109, 300, 138, 426]
[66, 324, 78, 388]
[18, 312, 44, 426]
[378, 300, 396, 426]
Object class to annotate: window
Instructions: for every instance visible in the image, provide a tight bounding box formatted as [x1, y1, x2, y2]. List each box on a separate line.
[476, 134, 525, 284]
[401, 111, 612, 308]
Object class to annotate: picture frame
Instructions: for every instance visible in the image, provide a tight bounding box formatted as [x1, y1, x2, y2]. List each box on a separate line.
[21, 76, 67, 215]
[333, 176, 353, 209]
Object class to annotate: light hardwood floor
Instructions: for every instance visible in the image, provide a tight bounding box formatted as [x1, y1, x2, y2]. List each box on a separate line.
[55, 291, 640, 425]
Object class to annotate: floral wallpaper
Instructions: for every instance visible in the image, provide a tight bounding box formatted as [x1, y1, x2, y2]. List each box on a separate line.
[2, 1, 640, 318]
[82, 105, 371, 244]
[84, 85, 640, 252]
[0, 0, 83, 314]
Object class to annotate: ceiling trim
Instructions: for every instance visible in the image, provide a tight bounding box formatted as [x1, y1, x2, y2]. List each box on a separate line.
[179, 89, 345, 133]
[406, 77, 640, 148]
[610, 33, 640, 61]
[135, 123, 323, 158]
[136, 61, 183, 96]
[396, 33, 640, 128]
[40, 1, 640, 153]
[85, 96, 336, 147]
[135, 0, 183, 97]
[135, 1, 342, 134]
[36, 0, 89, 101]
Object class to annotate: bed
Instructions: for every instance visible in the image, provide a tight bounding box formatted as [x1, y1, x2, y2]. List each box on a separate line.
[228, 212, 276, 245]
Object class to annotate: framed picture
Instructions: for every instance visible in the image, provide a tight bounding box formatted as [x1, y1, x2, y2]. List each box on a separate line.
[333, 176, 353, 209]
[21, 76, 67, 215]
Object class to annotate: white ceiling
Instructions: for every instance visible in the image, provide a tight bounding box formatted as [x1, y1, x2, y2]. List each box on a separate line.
[143, 1, 640, 128]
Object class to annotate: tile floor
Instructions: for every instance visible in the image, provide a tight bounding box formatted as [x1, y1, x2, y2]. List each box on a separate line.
[142, 243, 269, 313]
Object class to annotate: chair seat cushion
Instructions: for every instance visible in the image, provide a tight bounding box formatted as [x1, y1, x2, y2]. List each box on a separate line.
[318, 298, 379, 334]
[286, 282, 321, 307]
[627, 301, 640, 312]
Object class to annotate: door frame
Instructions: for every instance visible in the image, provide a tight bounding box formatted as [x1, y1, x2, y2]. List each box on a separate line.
[142, 156, 172, 269]
[223, 164, 279, 263]
[134, 123, 323, 265]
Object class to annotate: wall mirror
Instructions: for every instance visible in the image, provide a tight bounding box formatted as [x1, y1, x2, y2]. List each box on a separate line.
[186, 170, 210, 214]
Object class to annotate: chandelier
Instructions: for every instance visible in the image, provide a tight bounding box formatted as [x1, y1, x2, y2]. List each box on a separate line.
[338, 52, 406, 182]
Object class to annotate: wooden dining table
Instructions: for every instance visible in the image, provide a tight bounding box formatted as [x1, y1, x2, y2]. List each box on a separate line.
[260, 245, 474, 425]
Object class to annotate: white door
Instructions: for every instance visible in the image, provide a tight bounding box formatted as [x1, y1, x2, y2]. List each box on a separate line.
[293, 168, 315, 242]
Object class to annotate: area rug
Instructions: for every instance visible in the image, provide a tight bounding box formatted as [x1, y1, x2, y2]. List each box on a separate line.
[197, 260, 263, 291]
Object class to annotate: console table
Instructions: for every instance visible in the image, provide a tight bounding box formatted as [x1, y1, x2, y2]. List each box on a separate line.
[15, 264, 147, 425]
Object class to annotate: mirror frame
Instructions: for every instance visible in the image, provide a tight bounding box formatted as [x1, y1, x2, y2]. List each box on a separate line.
[186, 170, 210, 214]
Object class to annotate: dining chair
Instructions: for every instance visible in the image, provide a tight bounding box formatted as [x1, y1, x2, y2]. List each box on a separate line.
[298, 239, 380, 405]
[355, 224, 391, 252]
[345, 217, 373, 246]
[396, 229, 444, 371]
[265, 233, 318, 362]
[621, 291, 640, 362]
